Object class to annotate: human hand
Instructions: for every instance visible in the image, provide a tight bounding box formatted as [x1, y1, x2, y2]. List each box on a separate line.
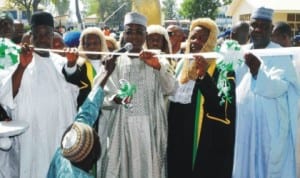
[244, 52, 261, 77]
[19, 43, 33, 69]
[64, 48, 78, 67]
[102, 55, 117, 76]
[193, 55, 209, 79]
[139, 50, 161, 70]
[113, 96, 132, 105]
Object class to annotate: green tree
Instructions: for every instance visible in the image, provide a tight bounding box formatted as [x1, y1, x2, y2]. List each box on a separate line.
[162, 0, 177, 20]
[51, 0, 70, 16]
[85, 0, 131, 29]
[222, 0, 232, 6]
[86, 0, 99, 17]
[179, 0, 221, 20]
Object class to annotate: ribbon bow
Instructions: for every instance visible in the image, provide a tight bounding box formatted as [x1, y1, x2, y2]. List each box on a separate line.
[117, 79, 137, 108]
[215, 40, 244, 105]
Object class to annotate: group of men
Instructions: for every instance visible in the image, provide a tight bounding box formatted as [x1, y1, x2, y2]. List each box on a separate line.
[0, 5, 299, 178]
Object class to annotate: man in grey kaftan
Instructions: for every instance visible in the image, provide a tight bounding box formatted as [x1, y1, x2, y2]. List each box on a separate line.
[98, 12, 177, 178]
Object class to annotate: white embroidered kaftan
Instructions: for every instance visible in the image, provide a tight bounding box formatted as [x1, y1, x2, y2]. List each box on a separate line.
[98, 54, 176, 178]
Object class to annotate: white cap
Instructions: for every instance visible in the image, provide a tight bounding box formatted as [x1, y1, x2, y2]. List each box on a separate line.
[124, 12, 147, 27]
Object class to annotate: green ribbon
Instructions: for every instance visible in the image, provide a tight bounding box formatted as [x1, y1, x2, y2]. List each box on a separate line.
[117, 79, 137, 108]
[0, 38, 20, 69]
[215, 40, 243, 105]
[117, 79, 136, 98]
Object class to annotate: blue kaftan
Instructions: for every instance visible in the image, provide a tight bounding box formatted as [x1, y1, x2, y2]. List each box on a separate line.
[47, 85, 104, 178]
[233, 42, 300, 178]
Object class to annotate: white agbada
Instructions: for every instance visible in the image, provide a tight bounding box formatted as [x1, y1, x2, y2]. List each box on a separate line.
[0, 52, 78, 178]
[233, 42, 300, 178]
[98, 54, 176, 178]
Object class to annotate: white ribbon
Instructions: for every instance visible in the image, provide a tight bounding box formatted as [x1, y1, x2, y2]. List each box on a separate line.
[33, 47, 300, 59]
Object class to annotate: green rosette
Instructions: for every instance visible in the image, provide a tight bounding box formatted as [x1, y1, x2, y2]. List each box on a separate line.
[0, 38, 20, 69]
[215, 40, 244, 105]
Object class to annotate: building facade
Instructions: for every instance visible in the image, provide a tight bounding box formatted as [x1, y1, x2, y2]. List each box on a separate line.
[227, 0, 300, 35]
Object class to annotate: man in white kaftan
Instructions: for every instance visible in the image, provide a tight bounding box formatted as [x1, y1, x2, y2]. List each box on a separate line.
[0, 12, 78, 178]
[233, 7, 300, 178]
[97, 12, 177, 178]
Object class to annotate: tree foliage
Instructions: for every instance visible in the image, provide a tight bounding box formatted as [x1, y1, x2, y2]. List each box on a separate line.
[179, 0, 222, 20]
[161, 0, 177, 20]
[85, 0, 131, 29]
[51, 0, 70, 16]
[86, 0, 99, 17]
[222, 0, 232, 6]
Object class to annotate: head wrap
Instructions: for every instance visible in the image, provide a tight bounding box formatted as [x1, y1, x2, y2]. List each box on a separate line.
[63, 31, 81, 47]
[251, 7, 274, 21]
[124, 12, 147, 27]
[30, 11, 54, 27]
[146, 25, 172, 54]
[61, 122, 94, 163]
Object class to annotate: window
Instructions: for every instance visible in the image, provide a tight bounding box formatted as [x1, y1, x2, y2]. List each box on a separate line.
[6, 10, 17, 19]
[22, 11, 28, 20]
[240, 14, 250, 21]
[287, 13, 300, 36]
[296, 14, 300, 21]
[287, 14, 295, 21]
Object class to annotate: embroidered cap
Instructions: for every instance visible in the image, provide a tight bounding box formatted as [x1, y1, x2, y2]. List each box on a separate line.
[61, 121, 94, 163]
[251, 7, 274, 21]
[124, 12, 147, 27]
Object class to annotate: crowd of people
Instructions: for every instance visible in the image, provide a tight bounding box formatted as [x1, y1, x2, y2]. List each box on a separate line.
[0, 6, 299, 178]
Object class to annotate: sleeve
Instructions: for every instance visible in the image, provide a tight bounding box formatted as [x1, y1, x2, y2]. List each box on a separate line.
[0, 66, 18, 109]
[157, 57, 178, 95]
[75, 87, 104, 126]
[100, 62, 122, 110]
[253, 55, 300, 98]
[62, 65, 84, 87]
